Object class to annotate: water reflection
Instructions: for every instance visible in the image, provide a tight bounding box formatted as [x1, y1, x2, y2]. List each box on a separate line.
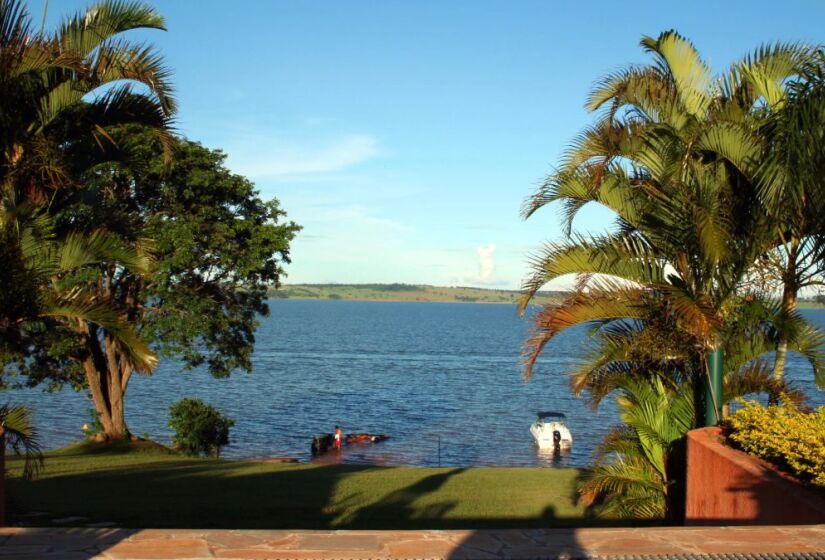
[535, 445, 572, 468]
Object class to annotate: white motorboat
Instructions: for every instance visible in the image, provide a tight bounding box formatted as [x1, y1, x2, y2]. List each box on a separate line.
[530, 411, 572, 449]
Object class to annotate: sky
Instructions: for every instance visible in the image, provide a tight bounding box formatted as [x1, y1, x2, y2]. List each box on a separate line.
[45, 1, 825, 289]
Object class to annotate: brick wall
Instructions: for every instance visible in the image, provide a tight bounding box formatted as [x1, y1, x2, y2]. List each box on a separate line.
[685, 427, 825, 525]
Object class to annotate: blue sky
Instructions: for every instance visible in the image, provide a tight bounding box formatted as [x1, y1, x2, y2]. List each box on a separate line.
[47, 1, 825, 289]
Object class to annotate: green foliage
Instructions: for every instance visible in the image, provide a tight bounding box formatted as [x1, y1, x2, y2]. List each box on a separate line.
[85, 408, 104, 438]
[578, 377, 694, 521]
[168, 398, 235, 458]
[519, 29, 825, 397]
[42, 129, 301, 380]
[726, 400, 825, 487]
[519, 31, 825, 525]
[13, 127, 299, 430]
[0, 205, 157, 382]
[0, 403, 43, 479]
[0, 0, 174, 429]
[0, 0, 174, 202]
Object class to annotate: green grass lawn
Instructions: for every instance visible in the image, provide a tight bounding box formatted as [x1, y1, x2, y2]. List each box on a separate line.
[5, 440, 594, 529]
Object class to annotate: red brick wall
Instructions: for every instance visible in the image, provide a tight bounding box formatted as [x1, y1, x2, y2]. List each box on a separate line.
[685, 427, 825, 525]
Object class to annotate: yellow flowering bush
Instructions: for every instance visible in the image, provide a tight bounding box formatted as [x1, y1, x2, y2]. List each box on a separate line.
[726, 400, 825, 488]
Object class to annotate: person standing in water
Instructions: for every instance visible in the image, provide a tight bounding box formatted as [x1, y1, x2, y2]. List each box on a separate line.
[334, 425, 343, 450]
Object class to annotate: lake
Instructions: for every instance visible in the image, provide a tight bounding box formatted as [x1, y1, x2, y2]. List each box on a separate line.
[9, 301, 825, 467]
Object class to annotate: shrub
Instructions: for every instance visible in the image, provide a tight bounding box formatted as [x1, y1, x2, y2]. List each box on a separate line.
[168, 398, 235, 458]
[84, 408, 104, 438]
[726, 400, 825, 487]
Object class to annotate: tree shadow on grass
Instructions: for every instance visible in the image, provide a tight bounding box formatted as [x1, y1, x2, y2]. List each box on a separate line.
[9, 459, 365, 529]
[5, 457, 660, 559]
[331, 467, 467, 528]
[8, 460, 626, 530]
[444, 469, 662, 559]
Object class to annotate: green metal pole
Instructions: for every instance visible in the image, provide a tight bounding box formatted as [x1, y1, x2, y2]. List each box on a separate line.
[705, 346, 724, 426]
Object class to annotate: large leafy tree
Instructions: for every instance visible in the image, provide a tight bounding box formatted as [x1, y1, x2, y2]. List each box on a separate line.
[15, 130, 300, 439]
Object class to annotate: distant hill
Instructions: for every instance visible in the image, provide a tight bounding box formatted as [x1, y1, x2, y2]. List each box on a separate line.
[269, 283, 566, 305]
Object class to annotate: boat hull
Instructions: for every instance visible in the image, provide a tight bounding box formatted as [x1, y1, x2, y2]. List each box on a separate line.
[530, 421, 572, 450]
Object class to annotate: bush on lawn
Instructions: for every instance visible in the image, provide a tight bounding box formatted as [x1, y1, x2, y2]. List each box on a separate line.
[168, 398, 235, 458]
[726, 399, 825, 487]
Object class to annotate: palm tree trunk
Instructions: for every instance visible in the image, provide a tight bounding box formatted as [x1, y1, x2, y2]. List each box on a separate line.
[774, 239, 800, 382]
[704, 347, 724, 426]
[773, 284, 798, 382]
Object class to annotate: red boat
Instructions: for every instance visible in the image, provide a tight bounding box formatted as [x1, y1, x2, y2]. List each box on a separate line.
[311, 432, 389, 455]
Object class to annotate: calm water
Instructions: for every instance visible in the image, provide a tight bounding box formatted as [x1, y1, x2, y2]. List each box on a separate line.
[8, 301, 825, 467]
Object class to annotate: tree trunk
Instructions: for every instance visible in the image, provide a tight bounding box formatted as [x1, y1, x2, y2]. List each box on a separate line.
[773, 286, 798, 382]
[774, 237, 799, 383]
[79, 323, 133, 440]
[704, 346, 724, 426]
[0, 429, 6, 527]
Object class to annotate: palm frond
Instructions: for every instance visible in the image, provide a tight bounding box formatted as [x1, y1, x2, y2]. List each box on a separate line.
[85, 38, 176, 115]
[735, 43, 813, 109]
[57, 0, 165, 59]
[643, 31, 713, 119]
[522, 284, 647, 380]
[41, 295, 157, 373]
[725, 359, 806, 406]
[520, 233, 665, 312]
[695, 122, 761, 177]
[0, 403, 43, 479]
[578, 457, 666, 519]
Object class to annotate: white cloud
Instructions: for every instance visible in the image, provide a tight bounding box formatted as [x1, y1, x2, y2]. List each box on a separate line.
[227, 134, 380, 177]
[476, 243, 496, 282]
[442, 243, 511, 287]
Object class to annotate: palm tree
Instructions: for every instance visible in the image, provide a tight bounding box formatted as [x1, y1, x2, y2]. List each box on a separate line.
[755, 53, 825, 380]
[0, 0, 174, 439]
[0, 404, 43, 526]
[0, 0, 175, 201]
[578, 376, 694, 521]
[520, 32, 824, 426]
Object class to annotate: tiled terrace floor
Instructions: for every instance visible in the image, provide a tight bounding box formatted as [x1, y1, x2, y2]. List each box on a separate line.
[1, 525, 824, 559]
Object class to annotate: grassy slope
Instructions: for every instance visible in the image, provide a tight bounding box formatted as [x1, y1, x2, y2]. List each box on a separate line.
[271, 284, 565, 305]
[6, 441, 592, 529]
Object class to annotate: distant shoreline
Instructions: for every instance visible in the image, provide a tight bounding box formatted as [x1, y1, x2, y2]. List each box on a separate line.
[268, 283, 565, 305]
[274, 296, 522, 305]
[269, 284, 825, 308]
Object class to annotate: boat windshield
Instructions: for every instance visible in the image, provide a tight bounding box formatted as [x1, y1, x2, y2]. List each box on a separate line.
[537, 412, 566, 421]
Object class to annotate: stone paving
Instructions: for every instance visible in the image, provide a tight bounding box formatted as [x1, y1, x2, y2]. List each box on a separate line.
[0, 525, 824, 559]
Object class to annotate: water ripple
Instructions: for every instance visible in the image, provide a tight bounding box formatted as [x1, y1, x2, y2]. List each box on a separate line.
[9, 301, 825, 467]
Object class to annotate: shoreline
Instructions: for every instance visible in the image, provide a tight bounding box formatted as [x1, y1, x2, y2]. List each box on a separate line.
[271, 295, 825, 309]
[272, 296, 528, 305]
